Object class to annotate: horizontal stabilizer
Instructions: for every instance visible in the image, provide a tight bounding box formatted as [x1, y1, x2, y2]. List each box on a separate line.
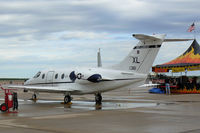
[132, 34, 165, 41]
[133, 34, 193, 42]
[164, 39, 194, 42]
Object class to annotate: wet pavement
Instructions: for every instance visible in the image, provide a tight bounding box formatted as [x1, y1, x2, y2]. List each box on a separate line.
[1, 87, 200, 133]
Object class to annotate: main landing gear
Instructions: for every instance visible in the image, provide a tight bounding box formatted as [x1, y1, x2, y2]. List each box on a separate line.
[95, 93, 102, 105]
[63, 93, 102, 105]
[64, 95, 72, 104]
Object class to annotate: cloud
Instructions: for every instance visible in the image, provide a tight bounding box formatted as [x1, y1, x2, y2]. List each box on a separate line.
[59, 31, 109, 40]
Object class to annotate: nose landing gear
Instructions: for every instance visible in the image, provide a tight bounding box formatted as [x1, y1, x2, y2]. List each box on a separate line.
[32, 93, 38, 102]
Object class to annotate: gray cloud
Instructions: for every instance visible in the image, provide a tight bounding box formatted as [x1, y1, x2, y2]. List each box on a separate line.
[0, 0, 199, 37]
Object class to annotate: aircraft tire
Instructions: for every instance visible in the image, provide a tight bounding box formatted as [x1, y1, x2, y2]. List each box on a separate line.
[64, 95, 71, 104]
[95, 93, 102, 105]
[32, 93, 37, 100]
[23, 89, 28, 92]
[0, 103, 8, 112]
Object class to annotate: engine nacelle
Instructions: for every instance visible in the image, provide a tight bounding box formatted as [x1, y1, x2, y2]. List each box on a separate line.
[87, 74, 102, 83]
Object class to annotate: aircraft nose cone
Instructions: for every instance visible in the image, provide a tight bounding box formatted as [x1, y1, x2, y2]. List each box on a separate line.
[87, 74, 102, 83]
[24, 79, 31, 85]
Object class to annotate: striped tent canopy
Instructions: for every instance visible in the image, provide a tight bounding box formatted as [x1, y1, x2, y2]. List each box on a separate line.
[152, 39, 200, 73]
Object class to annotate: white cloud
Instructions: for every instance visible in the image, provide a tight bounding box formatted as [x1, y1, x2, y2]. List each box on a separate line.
[101, 0, 157, 19]
[59, 31, 109, 40]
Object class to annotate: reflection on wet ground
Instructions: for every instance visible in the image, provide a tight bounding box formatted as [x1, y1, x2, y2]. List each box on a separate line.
[0, 97, 158, 118]
[62, 100, 156, 110]
[1, 97, 192, 112]
[0, 98, 157, 110]
[0, 96, 158, 113]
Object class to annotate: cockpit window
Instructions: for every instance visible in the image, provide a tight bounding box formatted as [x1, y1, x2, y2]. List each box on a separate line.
[33, 71, 41, 78]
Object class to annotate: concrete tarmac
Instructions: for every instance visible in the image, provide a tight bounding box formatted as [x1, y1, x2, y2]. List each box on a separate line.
[1, 87, 200, 133]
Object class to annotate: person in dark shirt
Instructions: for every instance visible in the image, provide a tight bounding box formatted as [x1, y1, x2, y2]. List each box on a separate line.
[13, 92, 18, 111]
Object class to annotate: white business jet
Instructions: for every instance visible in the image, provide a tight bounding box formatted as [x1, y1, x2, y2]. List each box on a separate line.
[9, 34, 187, 104]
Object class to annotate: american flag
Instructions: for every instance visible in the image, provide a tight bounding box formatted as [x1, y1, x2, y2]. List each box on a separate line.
[187, 23, 195, 32]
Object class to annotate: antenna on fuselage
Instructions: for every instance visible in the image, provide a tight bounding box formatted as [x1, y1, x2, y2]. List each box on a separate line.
[97, 48, 102, 67]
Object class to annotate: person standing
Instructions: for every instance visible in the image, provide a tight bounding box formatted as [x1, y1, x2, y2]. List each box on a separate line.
[165, 78, 171, 95]
[13, 92, 18, 111]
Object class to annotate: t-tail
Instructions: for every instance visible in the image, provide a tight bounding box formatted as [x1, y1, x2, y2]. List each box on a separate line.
[111, 34, 166, 74]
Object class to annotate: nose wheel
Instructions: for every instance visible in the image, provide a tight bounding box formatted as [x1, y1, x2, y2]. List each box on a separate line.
[32, 93, 38, 101]
[95, 93, 102, 105]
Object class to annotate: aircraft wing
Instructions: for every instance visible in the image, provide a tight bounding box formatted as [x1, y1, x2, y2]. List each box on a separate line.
[139, 83, 160, 87]
[8, 85, 81, 93]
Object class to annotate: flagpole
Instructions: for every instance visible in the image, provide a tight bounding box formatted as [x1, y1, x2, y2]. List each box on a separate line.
[194, 29, 196, 39]
[194, 21, 196, 39]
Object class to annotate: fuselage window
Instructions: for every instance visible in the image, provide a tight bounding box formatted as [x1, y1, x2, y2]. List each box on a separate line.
[55, 73, 58, 79]
[33, 71, 41, 78]
[61, 74, 65, 79]
[42, 74, 45, 79]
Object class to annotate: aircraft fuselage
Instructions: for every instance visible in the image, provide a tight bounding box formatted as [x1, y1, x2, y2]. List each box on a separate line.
[25, 67, 147, 95]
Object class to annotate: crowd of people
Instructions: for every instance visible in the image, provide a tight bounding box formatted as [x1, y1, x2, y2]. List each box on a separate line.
[150, 74, 200, 94]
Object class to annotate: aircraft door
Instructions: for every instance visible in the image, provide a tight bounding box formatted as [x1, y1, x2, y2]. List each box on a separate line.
[46, 71, 54, 84]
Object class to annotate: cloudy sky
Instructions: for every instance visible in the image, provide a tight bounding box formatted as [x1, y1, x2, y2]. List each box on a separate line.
[0, 0, 199, 78]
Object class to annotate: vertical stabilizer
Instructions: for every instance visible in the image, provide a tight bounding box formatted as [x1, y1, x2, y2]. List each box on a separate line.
[97, 48, 102, 67]
[111, 34, 166, 74]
